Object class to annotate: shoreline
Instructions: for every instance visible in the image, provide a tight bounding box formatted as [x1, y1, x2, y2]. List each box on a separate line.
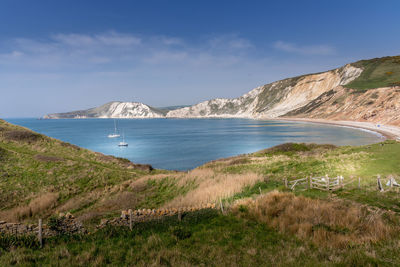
[13, 116, 400, 140]
[277, 117, 400, 140]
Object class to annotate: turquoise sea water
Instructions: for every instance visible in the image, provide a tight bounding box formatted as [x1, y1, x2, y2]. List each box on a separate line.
[6, 118, 383, 171]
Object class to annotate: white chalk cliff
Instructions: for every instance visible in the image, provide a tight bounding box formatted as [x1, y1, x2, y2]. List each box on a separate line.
[44, 102, 165, 119]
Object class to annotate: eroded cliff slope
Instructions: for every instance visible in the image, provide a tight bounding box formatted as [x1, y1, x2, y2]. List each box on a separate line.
[284, 86, 400, 127]
[166, 65, 362, 118]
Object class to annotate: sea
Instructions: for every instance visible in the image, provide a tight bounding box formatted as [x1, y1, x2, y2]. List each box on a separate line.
[6, 118, 383, 171]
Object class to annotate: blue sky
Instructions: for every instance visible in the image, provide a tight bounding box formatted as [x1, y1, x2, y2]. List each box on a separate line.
[1, 0, 400, 117]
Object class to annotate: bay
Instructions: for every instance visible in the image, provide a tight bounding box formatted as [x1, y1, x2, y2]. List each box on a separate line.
[6, 118, 382, 170]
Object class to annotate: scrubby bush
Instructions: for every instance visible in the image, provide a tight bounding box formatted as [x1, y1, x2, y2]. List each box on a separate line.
[171, 226, 192, 240]
[48, 215, 65, 233]
[4, 130, 42, 143]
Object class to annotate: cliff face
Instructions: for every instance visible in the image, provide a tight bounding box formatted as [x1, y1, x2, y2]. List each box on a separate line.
[44, 102, 166, 119]
[285, 86, 400, 127]
[166, 64, 362, 118]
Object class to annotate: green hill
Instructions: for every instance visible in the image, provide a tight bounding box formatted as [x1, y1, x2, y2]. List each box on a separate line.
[346, 55, 400, 90]
[0, 119, 182, 223]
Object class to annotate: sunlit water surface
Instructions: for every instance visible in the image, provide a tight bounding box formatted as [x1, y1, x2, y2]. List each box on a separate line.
[7, 118, 383, 170]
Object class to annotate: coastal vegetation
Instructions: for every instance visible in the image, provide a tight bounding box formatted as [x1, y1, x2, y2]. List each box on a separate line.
[1, 119, 400, 265]
[346, 56, 400, 90]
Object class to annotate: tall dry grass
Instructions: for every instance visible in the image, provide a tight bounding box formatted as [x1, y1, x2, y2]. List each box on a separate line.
[0, 192, 59, 221]
[232, 191, 395, 248]
[164, 168, 262, 208]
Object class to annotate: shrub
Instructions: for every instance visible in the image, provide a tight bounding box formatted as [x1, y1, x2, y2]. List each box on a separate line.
[389, 81, 400, 87]
[0, 147, 7, 161]
[171, 226, 192, 240]
[4, 130, 42, 143]
[48, 215, 65, 233]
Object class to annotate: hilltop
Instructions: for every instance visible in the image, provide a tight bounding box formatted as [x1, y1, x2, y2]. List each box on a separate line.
[44, 56, 400, 128]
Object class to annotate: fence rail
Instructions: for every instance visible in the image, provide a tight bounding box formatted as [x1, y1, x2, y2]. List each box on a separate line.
[287, 175, 400, 192]
[285, 175, 356, 192]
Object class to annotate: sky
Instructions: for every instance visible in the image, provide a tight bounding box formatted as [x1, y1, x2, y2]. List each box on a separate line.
[1, 0, 400, 117]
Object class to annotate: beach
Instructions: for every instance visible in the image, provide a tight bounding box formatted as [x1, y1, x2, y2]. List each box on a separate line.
[278, 117, 400, 140]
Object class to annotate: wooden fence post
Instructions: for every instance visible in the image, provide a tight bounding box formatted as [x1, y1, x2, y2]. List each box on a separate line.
[129, 209, 133, 231]
[308, 176, 312, 189]
[259, 187, 262, 195]
[38, 218, 43, 248]
[326, 175, 330, 191]
[377, 175, 384, 192]
[284, 178, 288, 188]
[358, 177, 361, 189]
[178, 212, 182, 221]
[219, 198, 224, 213]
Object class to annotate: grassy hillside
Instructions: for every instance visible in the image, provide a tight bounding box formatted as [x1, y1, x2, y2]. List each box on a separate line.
[346, 55, 400, 90]
[0, 119, 183, 223]
[1, 119, 400, 265]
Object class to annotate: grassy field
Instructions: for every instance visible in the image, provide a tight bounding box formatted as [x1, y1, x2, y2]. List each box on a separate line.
[2, 209, 400, 266]
[1, 119, 400, 266]
[346, 55, 400, 90]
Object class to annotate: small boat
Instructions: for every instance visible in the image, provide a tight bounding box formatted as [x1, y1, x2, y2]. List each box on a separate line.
[118, 132, 128, 147]
[108, 119, 120, 138]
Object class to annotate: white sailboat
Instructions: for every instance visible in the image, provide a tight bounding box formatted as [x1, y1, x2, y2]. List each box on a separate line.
[118, 132, 128, 147]
[108, 119, 120, 138]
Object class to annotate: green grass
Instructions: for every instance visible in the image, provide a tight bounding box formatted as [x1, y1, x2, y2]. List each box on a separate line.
[0, 234, 40, 251]
[346, 55, 400, 90]
[0, 119, 178, 223]
[1, 209, 397, 266]
[215, 141, 400, 211]
[224, 180, 283, 204]
[0, 210, 399, 266]
[138, 177, 196, 209]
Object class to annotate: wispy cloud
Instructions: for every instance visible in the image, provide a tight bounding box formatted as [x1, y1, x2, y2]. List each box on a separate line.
[52, 32, 142, 47]
[208, 34, 253, 50]
[274, 41, 335, 55]
[0, 32, 255, 71]
[157, 36, 184, 46]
